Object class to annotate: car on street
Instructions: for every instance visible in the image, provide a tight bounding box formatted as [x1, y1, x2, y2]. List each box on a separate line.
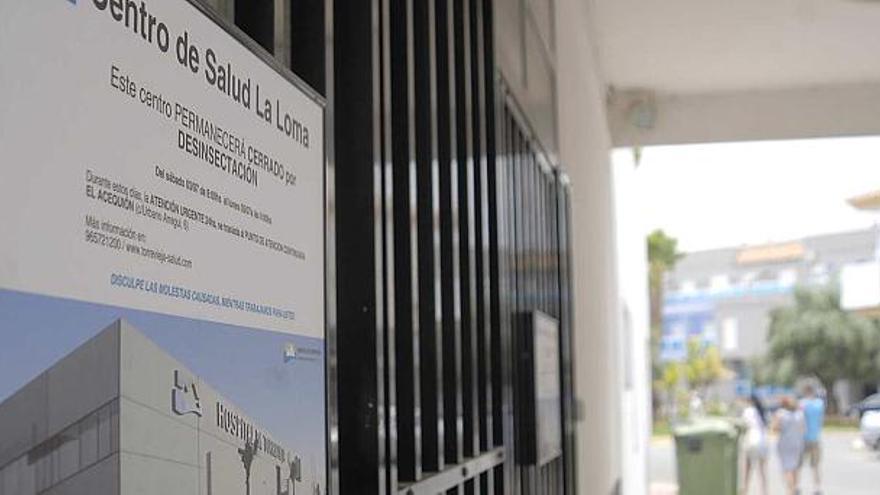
[853, 393, 880, 413]
[861, 410, 880, 451]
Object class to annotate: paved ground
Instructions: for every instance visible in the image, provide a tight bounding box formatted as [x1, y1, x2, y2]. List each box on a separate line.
[649, 431, 880, 495]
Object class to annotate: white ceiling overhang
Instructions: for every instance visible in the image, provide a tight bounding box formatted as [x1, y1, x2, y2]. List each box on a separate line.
[593, 0, 880, 145]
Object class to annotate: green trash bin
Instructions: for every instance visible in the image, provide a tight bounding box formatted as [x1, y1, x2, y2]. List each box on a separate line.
[672, 418, 741, 495]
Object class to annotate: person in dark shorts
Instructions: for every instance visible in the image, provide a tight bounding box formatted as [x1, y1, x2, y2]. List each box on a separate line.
[800, 384, 825, 495]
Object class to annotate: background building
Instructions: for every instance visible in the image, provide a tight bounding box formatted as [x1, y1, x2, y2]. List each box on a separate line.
[662, 228, 877, 396]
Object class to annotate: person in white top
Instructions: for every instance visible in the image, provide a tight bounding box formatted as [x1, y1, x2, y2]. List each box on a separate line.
[741, 394, 768, 495]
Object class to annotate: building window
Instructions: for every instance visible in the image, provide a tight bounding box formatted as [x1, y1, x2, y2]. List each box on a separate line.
[79, 412, 97, 467]
[810, 263, 830, 285]
[702, 322, 718, 346]
[778, 268, 798, 287]
[0, 399, 119, 495]
[679, 280, 697, 294]
[710, 274, 730, 292]
[97, 406, 112, 459]
[1, 457, 35, 495]
[57, 426, 79, 482]
[722, 318, 739, 352]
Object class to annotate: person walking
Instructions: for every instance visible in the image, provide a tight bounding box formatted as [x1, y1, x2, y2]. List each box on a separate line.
[773, 396, 806, 495]
[741, 394, 768, 495]
[800, 385, 825, 495]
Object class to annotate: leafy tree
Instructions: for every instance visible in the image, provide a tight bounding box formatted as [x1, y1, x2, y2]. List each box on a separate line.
[684, 338, 726, 395]
[762, 286, 880, 411]
[647, 230, 684, 416]
[648, 229, 684, 331]
[654, 361, 683, 420]
[654, 340, 727, 421]
[656, 362, 682, 400]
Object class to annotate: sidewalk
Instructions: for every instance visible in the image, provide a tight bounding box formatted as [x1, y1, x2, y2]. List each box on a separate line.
[649, 431, 880, 495]
[649, 482, 678, 495]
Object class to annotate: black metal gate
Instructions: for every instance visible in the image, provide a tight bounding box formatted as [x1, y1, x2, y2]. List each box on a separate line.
[219, 0, 577, 493]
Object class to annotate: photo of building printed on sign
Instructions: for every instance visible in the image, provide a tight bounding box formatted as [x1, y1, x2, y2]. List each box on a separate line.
[0, 289, 325, 495]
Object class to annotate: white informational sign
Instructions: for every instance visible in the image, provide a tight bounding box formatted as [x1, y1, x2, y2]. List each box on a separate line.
[841, 261, 880, 311]
[0, 0, 324, 339]
[533, 312, 562, 465]
[0, 1, 327, 492]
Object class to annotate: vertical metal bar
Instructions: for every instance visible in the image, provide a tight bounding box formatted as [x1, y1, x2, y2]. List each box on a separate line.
[520, 135, 535, 495]
[488, 87, 509, 494]
[527, 141, 535, 495]
[291, 0, 327, 94]
[406, 0, 423, 478]
[412, 0, 444, 471]
[449, 0, 465, 475]
[391, 0, 422, 482]
[436, 0, 464, 474]
[376, 0, 390, 492]
[324, 0, 339, 492]
[556, 175, 576, 495]
[535, 163, 545, 316]
[471, 30, 490, 489]
[235, 0, 273, 53]
[540, 168, 550, 316]
[414, 0, 444, 477]
[380, 0, 399, 490]
[550, 173, 559, 322]
[407, 0, 425, 477]
[528, 151, 539, 316]
[532, 155, 541, 320]
[482, 0, 508, 481]
[273, 0, 291, 66]
[490, 91, 510, 494]
[472, 0, 493, 462]
[499, 107, 514, 432]
[454, 0, 480, 472]
[333, 0, 385, 491]
[534, 162, 543, 318]
[428, 0, 446, 474]
[508, 116, 521, 492]
[496, 106, 515, 493]
[546, 170, 554, 318]
[409, 1, 442, 476]
[206, 0, 234, 22]
[448, 0, 465, 472]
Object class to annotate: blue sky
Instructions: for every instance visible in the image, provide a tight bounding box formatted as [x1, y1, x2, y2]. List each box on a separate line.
[0, 287, 325, 470]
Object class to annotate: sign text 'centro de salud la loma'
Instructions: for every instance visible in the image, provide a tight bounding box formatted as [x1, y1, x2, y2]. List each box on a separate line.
[0, 1, 327, 494]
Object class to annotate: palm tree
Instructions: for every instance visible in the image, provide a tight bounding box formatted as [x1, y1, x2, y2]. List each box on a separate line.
[238, 440, 258, 495]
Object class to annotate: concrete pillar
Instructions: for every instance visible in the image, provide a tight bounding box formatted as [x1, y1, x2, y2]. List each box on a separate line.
[555, 0, 624, 493]
[613, 152, 651, 495]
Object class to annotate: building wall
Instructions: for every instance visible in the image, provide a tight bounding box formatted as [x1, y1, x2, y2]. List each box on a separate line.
[714, 294, 790, 361]
[494, 0, 558, 159]
[555, 0, 625, 494]
[117, 322, 308, 495]
[0, 324, 120, 495]
[493, 1, 635, 492]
